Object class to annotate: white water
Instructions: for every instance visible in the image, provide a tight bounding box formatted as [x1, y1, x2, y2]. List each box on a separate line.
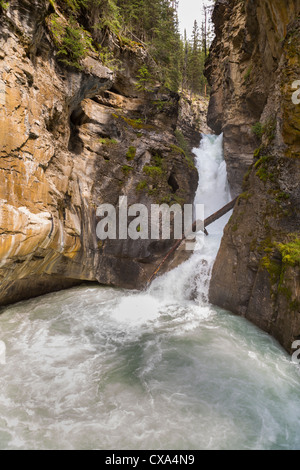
[0, 135, 300, 450]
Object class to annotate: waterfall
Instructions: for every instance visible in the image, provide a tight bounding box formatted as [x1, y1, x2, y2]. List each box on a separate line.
[0, 135, 300, 450]
[109, 133, 231, 331]
[148, 133, 231, 305]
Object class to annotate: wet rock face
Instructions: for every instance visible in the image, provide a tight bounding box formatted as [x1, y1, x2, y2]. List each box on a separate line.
[207, 1, 300, 353]
[177, 95, 211, 146]
[205, 0, 300, 196]
[0, 0, 202, 305]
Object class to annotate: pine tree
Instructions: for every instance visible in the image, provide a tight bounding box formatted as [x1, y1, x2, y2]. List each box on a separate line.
[116, 0, 183, 91]
[187, 20, 201, 95]
[52, 0, 212, 95]
[182, 29, 189, 92]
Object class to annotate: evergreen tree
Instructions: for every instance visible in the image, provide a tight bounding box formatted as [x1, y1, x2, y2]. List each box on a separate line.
[181, 29, 189, 92]
[52, 0, 213, 95]
[187, 20, 202, 95]
[116, 0, 183, 91]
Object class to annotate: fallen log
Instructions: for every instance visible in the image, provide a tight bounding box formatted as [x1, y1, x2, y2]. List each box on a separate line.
[146, 197, 238, 287]
[203, 197, 238, 229]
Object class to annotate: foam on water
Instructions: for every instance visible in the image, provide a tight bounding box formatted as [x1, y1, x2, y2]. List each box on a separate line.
[0, 135, 300, 450]
[0, 341, 5, 365]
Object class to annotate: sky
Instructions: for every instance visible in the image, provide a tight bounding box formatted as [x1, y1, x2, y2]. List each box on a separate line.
[177, 0, 214, 39]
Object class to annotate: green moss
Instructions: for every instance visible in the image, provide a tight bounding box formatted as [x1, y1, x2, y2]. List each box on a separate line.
[148, 188, 158, 196]
[124, 117, 144, 128]
[136, 180, 148, 191]
[99, 137, 117, 145]
[254, 146, 262, 159]
[261, 255, 282, 284]
[242, 165, 253, 187]
[278, 237, 300, 267]
[122, 165, 133, 176]
[160, 195, 172, 204]
[228, 209, 246, 236]
[252, 122, 264, 138]
[254, 155, 275, 183]
[258, 237, 275, 254]
[126, 146, 136, 161]
[174, 130, 188, 149]
[275, 191, 290, 203]
[170, 142, 195, 169]
[244, 66, 252, 82]
[243, 147, 270, 188]
[117, 34, 143, 50]
[256, 167, 270, 182]
[254, 156, 269, 169]
[153, 100, 166, 111]
[258, 238, 280, 282]
[153, 153, 163, 167]
[263, 118, 276, 142]
[238, 191, 252, 202]
[252, 119, 277, 143]
[174, 130, 195, 166]
[158, 194, 185, 205]
[143, 166, 163, 177]
[278, 285, 292, 300]
[115, 115, 154, 130]
[138, 152, 173, 200]
[170, 144, 184, 155]
[0, 0, 9, 10]
[171, 194, 185, 205]
[259, 236, 300, 296]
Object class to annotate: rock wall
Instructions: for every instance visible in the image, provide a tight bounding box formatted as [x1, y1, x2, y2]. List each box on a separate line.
[0, 0, 205, 305]
[207, 0, 300, 353]
[206, 0, 300, 197]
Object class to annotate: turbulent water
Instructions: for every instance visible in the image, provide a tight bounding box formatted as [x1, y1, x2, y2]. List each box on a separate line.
[1, 135, 300, 450]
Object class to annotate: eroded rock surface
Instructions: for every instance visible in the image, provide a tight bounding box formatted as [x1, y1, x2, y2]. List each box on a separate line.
[207, 0, 300, 353]
[206, 0, 300, 196]
[0, 0, 205, 305]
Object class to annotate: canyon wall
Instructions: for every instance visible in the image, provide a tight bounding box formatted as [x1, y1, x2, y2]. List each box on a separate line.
[207, 0, 300, 353]
[0, 0, 207, 305]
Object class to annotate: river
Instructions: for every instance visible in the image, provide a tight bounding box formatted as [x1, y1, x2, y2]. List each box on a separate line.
[0, 135, 300, 450]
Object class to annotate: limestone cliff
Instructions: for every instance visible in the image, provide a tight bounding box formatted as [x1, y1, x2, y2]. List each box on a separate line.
[207, 0, 300, 353]
[0, 0, 206, 305]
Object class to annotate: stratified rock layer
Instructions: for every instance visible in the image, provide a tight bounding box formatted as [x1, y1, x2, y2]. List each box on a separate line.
[0, 0, 205, 305]
[206, 0, 300, 197]
[207, 0, 300, 353]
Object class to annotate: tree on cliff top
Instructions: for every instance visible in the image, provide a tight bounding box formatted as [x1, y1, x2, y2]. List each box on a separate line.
[49, 0, 209, 95]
